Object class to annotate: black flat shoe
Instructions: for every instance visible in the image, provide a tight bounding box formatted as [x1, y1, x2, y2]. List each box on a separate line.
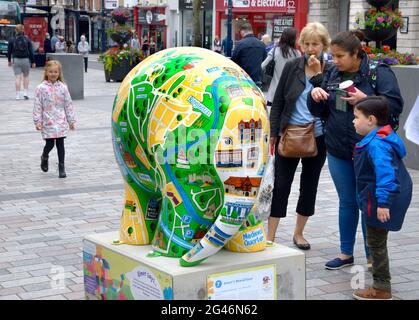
[41, 155, 48, 172]
[293, 237, 311, 250]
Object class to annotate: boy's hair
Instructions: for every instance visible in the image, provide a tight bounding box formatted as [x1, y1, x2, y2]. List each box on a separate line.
[355, 96, 390, 126]
[43, 60, 65, 83]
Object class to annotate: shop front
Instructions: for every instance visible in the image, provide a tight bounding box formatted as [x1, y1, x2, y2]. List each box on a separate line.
[179, 0, 213, 49]
[135, 6, 167, 53]
[215, 0, 308, 46]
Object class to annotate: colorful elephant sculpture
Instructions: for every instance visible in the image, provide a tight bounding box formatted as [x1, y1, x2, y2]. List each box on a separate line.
[111, 47, 269, 267]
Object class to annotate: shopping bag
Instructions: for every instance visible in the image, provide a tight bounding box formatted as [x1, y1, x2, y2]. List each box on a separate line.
[253, 144, 275, 220]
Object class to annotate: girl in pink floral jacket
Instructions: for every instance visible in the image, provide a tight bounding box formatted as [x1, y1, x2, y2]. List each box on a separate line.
[33, 60, 76, 178]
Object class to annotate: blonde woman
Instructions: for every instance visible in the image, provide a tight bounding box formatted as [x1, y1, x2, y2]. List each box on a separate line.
[268, 22, 331, 250]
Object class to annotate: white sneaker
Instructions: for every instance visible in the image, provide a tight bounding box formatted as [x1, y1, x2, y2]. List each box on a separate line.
[16, 94, 20, 100]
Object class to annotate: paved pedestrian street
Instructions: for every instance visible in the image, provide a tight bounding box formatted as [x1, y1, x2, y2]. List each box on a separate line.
[0, 55, 418, 300]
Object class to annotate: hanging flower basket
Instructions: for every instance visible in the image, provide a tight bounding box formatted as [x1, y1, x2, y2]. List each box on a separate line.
[363, 25, 398, 42]
[366, 0, 393, 8]
[356, 7, 402, 42]
[112, 15, 128, 25]
[110, 30, 133, 48]
[111, 7, 130, 25]
[364, 7, 403, 30]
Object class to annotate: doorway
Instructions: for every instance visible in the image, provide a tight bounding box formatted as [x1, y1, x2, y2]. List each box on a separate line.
[79, 15, 90, 46]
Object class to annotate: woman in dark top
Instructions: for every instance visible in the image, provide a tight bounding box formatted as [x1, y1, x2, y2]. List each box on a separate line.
[268, 22, 331, 250]
[308, 30, 403, 270]
[261, 27, 301, 110]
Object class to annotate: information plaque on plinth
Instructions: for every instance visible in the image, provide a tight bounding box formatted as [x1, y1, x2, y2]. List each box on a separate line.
[83, 231, 306, 300]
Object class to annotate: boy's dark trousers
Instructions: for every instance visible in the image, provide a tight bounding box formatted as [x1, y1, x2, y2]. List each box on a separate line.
[366, 224, 391, 292]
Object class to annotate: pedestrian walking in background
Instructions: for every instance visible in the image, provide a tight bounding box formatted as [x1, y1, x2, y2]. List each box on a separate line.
[213, 35, 222, 54]
[7, 24, 36, 100]
[352, 96, 412, 300]
[222, 36, 233, 56]
[261, 34, 274, 54]
[77, 35, 89, 72]
[55, 36, 66, 53]
[231, 23, 267, 88]
[309, 30, 403, 271]
[268, 22, 331, 250]
[33, 60, 76, 179]
[131, 33, 140, 50]
[149, 37, 156, 55]
[43, 33, 53, 54]
[141, 38, 149, 57]
[66, 40, 76, 53]
[261, 27, 301, 110]
[50, 33, 59, 52]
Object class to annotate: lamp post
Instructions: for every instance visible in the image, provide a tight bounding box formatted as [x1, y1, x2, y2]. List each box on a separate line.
[226, 0, 232, 57]
[101, 0, 106, 52]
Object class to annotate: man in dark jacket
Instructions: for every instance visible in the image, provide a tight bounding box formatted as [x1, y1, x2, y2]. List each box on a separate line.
[43, 33, 53, 54]
[231, 23, 267, 88]
[7, 24, 35, 100]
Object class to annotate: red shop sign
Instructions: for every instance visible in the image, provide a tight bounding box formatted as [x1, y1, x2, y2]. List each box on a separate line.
[216, 0, 297, 13]
[23, 17, 47, 53]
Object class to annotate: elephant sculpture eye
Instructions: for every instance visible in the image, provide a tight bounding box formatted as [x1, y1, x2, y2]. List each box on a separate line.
[224, 137, 233, 145]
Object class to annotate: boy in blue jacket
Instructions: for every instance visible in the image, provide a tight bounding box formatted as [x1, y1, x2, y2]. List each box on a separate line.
[352, 96, 412, 300]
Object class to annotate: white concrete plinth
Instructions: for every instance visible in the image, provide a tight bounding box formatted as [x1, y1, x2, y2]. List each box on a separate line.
[83, 231, 305, 300]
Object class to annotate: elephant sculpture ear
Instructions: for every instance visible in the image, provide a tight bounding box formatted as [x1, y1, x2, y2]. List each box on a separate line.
[180, 91, 269, 266]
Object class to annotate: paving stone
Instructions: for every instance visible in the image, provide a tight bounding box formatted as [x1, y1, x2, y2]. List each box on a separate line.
[7, 263, 55, 274]
[0, 262, 12, 271]
[53, 258, 82, 267]
[23, 281, 53, 292]
[68, 283, 85, 292]
[393, 291, 419, 300]
[401, 273, 419, 281]
[0, 294, 21, 300]
[0, 269, 10, 276]
[1, 276, 51, 288]
[316, 282, 354, 294]
[16, 236, 61, 245]
[35, 295, 68, 300]
[10, 256, 56, 267]
[0, 286, 26, 297]
[18, 288, 72, 300]
[306, 278, 330, 288]
[0, 251, 23, 259]
[3, 243, 48, 252]
[392, 280, 419, 292]
[306, 287, 327, 297]
[402, 264, 419, 273]
[0, 254, 41, 265]
[64, 291, 85, 300]
[318, 292, 352, 300]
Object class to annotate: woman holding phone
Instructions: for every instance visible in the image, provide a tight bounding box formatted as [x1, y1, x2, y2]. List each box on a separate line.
[308, 30, 403, 270]
[268, 22, 332, 250]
